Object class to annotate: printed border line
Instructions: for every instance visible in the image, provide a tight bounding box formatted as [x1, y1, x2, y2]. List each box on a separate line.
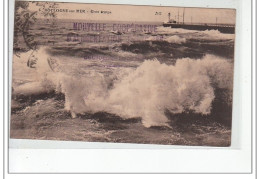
[5, 0, 256, 175]
[254, 0, 257, 177]
[18, 0, 237, 10]
[3, 0, 5, 178]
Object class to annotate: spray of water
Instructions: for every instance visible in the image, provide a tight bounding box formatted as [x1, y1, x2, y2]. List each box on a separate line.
[12, 48, 233, 127]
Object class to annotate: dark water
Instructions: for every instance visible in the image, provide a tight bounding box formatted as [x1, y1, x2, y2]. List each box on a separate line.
[11, 19, 235, 146]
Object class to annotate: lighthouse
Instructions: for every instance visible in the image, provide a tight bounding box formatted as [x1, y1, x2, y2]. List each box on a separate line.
[167, 12, 177, 23]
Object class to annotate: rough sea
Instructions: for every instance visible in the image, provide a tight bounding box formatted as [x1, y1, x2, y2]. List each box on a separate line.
[11, 19, 235, 146]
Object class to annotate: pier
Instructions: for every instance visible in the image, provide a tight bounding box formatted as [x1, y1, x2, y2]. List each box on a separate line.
[163, 23, 235, 34]
[165, 11, 235, 34]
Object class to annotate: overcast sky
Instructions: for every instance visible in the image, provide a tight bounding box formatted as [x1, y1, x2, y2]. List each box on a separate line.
[28, 2, 236, 24]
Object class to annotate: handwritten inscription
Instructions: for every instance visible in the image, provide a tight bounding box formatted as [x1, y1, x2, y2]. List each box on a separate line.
[73, 23, 106, 31]
[67, 33, 121, 43]
[84, 55, 114, 61]
[113, 24, 157, 33]
[67, 22, 160, 44]
[73, 22, 157, 33]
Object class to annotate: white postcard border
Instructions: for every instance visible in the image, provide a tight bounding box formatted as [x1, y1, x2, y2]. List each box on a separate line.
[6, 0, 253, 174]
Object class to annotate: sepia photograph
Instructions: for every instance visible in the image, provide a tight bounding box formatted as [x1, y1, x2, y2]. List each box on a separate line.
[10, 1, 236, 146]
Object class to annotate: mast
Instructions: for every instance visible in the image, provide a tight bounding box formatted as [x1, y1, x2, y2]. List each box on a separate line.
[178, 9, 179, 24]
[183, 8, 185, 24]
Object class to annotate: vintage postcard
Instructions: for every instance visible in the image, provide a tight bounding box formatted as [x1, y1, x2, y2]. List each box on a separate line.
[11, 1, 235, 146]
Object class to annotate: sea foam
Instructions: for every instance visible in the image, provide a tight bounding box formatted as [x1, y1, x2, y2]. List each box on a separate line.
[12, 48, 233, 127]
